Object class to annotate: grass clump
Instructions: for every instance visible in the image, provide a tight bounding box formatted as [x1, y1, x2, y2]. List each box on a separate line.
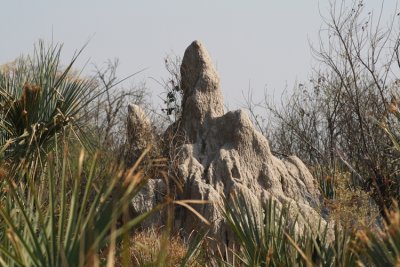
[128, 227, 202, 267]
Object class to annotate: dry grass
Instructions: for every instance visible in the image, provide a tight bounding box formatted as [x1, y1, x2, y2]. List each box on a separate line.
[325, 172, 380, 230]
[127, 228, 201, 267]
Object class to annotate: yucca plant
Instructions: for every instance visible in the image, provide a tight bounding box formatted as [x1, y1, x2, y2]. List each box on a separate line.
[294, 222, 358, 267]
[0, 41, 102, 170]
[0, 144, 161, 267]
[221, 191, 302, 266]
[221, 191, 359, 267]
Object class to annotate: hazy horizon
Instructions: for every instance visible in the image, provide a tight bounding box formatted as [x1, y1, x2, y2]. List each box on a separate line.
[1, 0, 397, 109]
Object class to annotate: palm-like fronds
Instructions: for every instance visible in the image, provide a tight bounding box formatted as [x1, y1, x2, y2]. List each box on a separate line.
[221, 192, 301, 266]
[221, 191, 358, 267]
[0, 41, 101, 167]
[293, 222, 357, 267]
[0, 147, 161, 267]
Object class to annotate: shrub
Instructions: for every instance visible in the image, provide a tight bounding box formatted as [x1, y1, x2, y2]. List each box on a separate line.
[245, 0, 400, 217]
[0, 41, 105, 175]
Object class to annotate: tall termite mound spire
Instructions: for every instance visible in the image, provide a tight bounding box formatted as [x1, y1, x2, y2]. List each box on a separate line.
[180, 41, 224, 142]
[173, 40, 328, 241]
[127, 40, 331, 245]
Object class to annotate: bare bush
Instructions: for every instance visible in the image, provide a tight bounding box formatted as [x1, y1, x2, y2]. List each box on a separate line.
[84, 59, 150, 162]
[245, 0, 400, 217]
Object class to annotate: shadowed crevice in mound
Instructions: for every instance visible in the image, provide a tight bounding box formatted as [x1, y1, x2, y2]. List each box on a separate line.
[130, 40, 331, 244]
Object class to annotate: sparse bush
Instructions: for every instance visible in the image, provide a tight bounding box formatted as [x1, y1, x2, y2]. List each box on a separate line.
[88, 59, 150, 163]
[159, 54, 183, 123]
[245, 0, 400, 218]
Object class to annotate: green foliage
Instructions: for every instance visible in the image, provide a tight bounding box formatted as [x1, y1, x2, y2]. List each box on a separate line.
[220, 191, 358, 267]
[222, 192, 299, 266]
[311, 166, 337, 200]
[0, 147, 159, 266]
[0, 41, 166, 266]
[160, 55, 183, 121]
[0, 41, 101, 168]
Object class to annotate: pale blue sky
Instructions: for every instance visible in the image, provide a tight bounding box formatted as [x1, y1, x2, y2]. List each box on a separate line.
[0, 1, 397, 108]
